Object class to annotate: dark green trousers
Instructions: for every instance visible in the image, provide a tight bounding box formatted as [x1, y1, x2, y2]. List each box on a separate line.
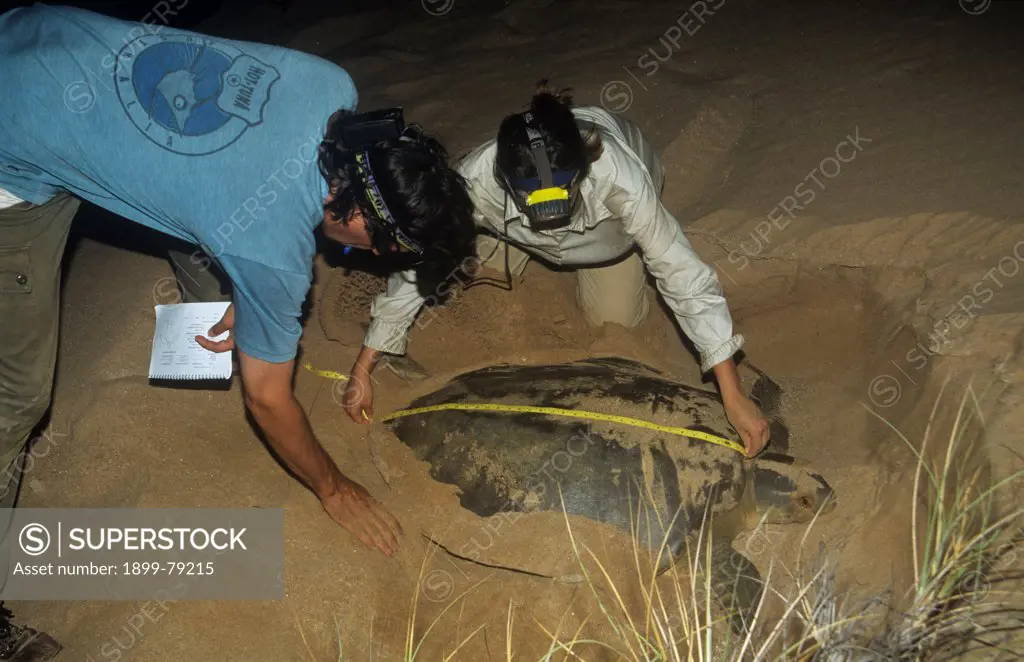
[0, 192, 79, 541]
[166, 244, 232, 305]
[0, 194, 228, 545]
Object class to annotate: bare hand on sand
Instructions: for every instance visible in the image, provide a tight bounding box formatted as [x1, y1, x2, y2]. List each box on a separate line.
[322, 477, 403, 555]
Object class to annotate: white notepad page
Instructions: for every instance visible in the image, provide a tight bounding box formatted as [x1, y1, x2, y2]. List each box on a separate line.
[149, 301, 233, 380]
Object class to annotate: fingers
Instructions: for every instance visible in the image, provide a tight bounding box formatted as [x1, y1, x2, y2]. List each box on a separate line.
[743, 420, 770, 458]
[209, 306, 234, 336]
[744, 433, 757, 459]
[326, 485, 402, 556]
[332, 496, 387, 554]
[208, 320, 227, 337]
[343, 402, 360, 423]
[386, 508, 404, 537]
[357, 505, 399, 556]
[344, 401, 371, 425]
[195, 335, 235, 353]
[341, 385, 359, 422]
[740, 427, 761, 458]
[363, 521, 391, 556]
[357, 493, 401, 554]
[757, 418, 769, 450]
[353, 528, 377, 554]
[366, 514, 396, 556]
[372, 505, 402, 552]
[342, 379, 373, 425]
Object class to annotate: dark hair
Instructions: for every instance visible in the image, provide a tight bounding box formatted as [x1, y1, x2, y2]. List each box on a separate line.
[495, 80, 603, 186]
[318, 111, 477, 299]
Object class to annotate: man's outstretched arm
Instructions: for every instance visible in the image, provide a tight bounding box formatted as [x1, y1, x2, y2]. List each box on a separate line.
[196, 304, 402, 555]
[237, 351, 403, 555]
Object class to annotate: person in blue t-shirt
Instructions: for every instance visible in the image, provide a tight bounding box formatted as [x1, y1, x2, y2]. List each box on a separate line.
[0, 5, 475, 655]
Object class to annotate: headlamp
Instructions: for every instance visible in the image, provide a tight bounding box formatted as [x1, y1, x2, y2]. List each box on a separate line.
[334, 107, 406, 151]
[507, 170, 579, 230]
[500, 111, 579, 231]
[324, 107, 425, 255]
[353, 150, 423, 255]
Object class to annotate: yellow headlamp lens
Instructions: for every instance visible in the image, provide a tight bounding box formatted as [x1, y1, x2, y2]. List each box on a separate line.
[526, 187, 570, 206]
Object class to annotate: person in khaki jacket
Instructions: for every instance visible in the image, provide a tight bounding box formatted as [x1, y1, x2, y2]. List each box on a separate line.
[343, 82, 771, 458]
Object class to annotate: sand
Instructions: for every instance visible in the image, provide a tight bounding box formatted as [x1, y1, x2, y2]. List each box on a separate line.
[10, 0, 1024, 659]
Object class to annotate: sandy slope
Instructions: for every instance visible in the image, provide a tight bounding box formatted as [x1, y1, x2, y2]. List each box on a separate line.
[9, 0, 1023, 659]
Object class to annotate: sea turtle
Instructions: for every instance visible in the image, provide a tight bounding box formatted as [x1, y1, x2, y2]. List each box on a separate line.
[385, 356, 837, 632]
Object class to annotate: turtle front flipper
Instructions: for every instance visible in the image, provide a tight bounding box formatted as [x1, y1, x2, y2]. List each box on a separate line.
[379, 354, 431, 381]
[702, 540, 764, 637]
[746, 363, 790, 453]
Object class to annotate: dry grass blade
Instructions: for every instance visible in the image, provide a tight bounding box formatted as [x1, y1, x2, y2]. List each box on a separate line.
[507, 600, 515, 662]
[293, 610, 318, 662]
[334, 612, 344, 661]
[860, 377, 1024, 661]
[533, 613, 601, 661]
[406, 576, 490, 660]
[402, 537, 491, 661]
[556, 483, 644, 659]
[441, 623, 487, 662]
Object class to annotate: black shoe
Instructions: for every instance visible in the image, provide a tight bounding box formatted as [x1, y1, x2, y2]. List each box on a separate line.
[0, 606, 60, 661]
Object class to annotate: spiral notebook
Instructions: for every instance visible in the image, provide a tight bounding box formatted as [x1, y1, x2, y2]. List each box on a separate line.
[148, 301, 233, 380]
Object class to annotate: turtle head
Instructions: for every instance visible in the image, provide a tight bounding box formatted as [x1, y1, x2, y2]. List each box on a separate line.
[748, 453, 836, 524]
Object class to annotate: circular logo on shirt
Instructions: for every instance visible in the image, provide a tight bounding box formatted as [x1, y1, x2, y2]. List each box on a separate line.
[114, 34, 281, 156]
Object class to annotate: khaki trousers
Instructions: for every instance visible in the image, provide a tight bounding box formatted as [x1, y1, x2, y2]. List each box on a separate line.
[476, 234, 651, 329]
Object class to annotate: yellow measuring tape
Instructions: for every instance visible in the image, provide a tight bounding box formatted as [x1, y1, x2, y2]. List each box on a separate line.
[381, 403, 744, 453]
[302, 362, 350, 381]
[302, 363, 744, 454]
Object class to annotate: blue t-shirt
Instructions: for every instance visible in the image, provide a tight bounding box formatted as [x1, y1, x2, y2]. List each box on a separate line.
[0, 3, 358, 362]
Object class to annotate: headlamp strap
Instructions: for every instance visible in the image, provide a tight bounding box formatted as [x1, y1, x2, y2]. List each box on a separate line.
[354, 151, 424, 254]
[522, 112, 554, 189]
